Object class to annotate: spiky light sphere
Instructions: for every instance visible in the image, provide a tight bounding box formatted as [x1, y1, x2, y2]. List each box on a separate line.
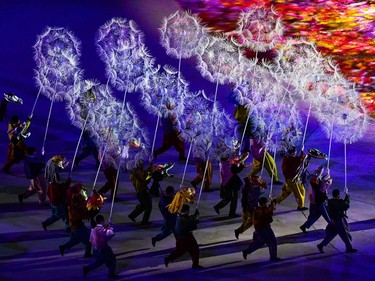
[96, 17, 144, 61]
[231, 5, 284, 52]
[33, 26, 83, 102]
[160, 10, 208, 59]
[196, 35, 240, 84]
[141, 65, 186, 120]
[317, 89, 369, 144]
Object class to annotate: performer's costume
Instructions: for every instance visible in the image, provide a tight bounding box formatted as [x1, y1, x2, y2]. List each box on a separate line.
[214, 164, 244, 217]
[164, 205, 202, 269]
[274, 149, 307, 210]
[152, 187, 177, 246]
[248, 138, 280, 183]
[128, 162, 153, 224]
[83, 217, 117, 278]
[235, 176, 266, 239]
[190, 157, 212, 192]
[98, 150, 118, 201]
[317, 190, 357, 253]
[42, 155, 71, 232]
[18, 147, 47, 205]
[59, 183, 92, 258]
[300, 167, 332, 233]
[2, 115, 30, 173]
[154, 113, 186, 161]
[74, 131, 100, 168]
[149, 162, 174, 197]
[242, 199, 279, 261]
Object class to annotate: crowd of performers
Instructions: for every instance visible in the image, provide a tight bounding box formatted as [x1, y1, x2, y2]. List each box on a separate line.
[1, 92, 357, 278]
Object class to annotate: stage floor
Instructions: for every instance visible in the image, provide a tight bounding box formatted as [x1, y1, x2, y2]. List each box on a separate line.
[1, 1, 374, 280]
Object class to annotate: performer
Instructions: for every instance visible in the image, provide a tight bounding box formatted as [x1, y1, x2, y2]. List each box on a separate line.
[151, 185, 177, 247]
[83, 215, 117, 278]
[42, 155, 71, 232]
[98, 148, 118, 201]
[190, 157, 212, 192]
[59, 183, 92, 258]
[213, 162, 244, 217]
[164, 204, 203, 269]
[153, 102, 186, 161]
[248, 137, 282, 185]
[234, 175, 267, 239]
[149, 162, 174, 197]
[317, 189, 357, 254]
[242, 197, 280, 262]
[300, 166, 332, 233]
[2, 114, 31, 173]
[274, 147, 308, 210]
[74, 130, 100, 169]
[128, 160, 153, 225]
[18, 146, 48, 206]
[86, 190, 106, 228]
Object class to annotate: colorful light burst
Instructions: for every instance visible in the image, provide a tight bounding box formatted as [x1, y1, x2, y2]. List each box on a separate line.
[176, 0, 375, 116]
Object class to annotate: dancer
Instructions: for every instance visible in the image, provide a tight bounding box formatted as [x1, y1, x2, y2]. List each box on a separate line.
[83, 215, 117, 278]
[274, 147, 308, 210]
[74, 130, 100, 169]
[151, 185, 177, 247]
[300, 166, 332, 233]
[213, 162, 244, 217]
[128, 160, 153, 225]
[149, 162, 174, 197]
[98, 149, 118, 201]
[42, 155, 71, 232]
[59, 183, 92, 258]
[153, 102, 186, 161]
[190, 157, 212, 192]
[317, 189, 357, 254]
[242, 197, 280, 262]
[164, 204, 203, 269]
[18, 146, 48, 206]
[234, 175, 267, 239]
[248, 138, 282, 185]
[2, 114, 31, 173]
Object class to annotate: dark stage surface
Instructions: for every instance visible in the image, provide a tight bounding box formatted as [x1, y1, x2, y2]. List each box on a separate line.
[0, 1, 374, 281]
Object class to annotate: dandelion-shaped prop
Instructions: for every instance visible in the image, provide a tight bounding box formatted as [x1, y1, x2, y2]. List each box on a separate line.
[231, 5, 284, 53]
[33, 26, 83, 152]
[197, 35, 240, 103]
[180, 91, 211, 186]
[257, 96, 303, 196]
[312, 60, 353, 171]
[141, 65, 186, 159]
[106, 102, 149, 220]
[190, 100, 235, 206]
[65, 80, 103, 177]
[274, 38, 327, 150]
[230, 67, 276, 153]
[96, 18, 154, 103]
[317, 89, 369, 193]
[160, 10, 208, 91]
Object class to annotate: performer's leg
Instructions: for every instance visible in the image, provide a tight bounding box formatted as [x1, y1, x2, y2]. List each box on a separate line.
[301, 203, 321, 229]
[263, 152, 279, 182]
[274, 181, 292, 204]
[291, 181, 306, 208]
[236, 210, 254, 234]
